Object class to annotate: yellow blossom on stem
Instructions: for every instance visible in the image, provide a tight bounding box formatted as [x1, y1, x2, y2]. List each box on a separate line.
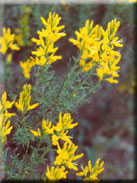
[69, 18, 123, 84]
[15, 83, 39, 114]
[31, 112, 78, 146]
[0, 114, 13, 143]
[30, 128, 41, 137]
[0, 92, 14, 144]
[0, 92, 14, 111]
[42, 119, 54, 135]
[77, 158, 104, 181]
[69, 20, 104, 71]
[20, 58, 35, 79]
[31, 12, 66, 66]
[0, 27, 20, 54]
[96, 19, 123, 84]
[55, 112, 78, 131]
[54, 142, 84, 171]
[0, 92, 16, 119]
[51, 112, 78, 146]
[46, 166, 68, 180]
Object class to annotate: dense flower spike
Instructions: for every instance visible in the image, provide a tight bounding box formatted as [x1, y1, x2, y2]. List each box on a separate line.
[54, 142, 84, 171]
[69, 18, 123, 84]
[77, 158, 104, 181]
[31, 12, 66, 66]
[46, 166, 68, 180]
[15, 83, 39, 114]
[20, 58, 35, 79]
[0, 92, 15, 143]
[0, 92, 16, 119]
[52, 112, 78, 146]
[0, 27, 20, 54]
[0, 92, 14, 111]
[0, 114, 13, 143]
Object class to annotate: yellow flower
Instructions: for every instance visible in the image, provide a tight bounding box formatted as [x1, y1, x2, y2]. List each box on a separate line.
[20, 58, 35, 79]
[52, 112, 78, 146]
[42, 119, 54, 135]
[0, 27, 20, 54]
[0, 92, 14, 143]
[30, 128, 41, 136]
[70, 18, 123, 84]
[46, 166, 68, 180]
[54, 142, 84, 171]
[15, 83, 39, 114]
[105, 19, 120, 40]
[77, 158, 104, 181]
[0, 114, 13, 143]
[52, 131, 72, 146]
[0, 92, 14, 111]
[31, 112, 77, 146]
[31, 12, 66, 66]
[55, 112, 78, 132]
[69, 20, 104, 71]
[0, 92, 16, 119]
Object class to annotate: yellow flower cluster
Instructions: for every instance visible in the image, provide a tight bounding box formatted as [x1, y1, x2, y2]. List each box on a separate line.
[69, 19, 123, 84]
[20, 58, 35, 79]
[30, 112, 104, 180]
[0, 92, 15, 143]
[15, 83, 39, 114]
[20, 12, 66, 79]
[30, 112, 78, 145]
[77, 158, 104, 181]
[46, 166, 68, 180]
[0, 27, 20, 55]
[54, 142, 84, 171]
[31, 12, 66, 66]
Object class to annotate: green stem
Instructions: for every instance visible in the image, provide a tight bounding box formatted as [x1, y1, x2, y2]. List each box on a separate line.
[72, 65, 95, 96]
[88, 80, 101, 95]
[19, 141, 30, 177]
[56, 46, 84, 99]
[55, 69, 69, 99]
[40, 64, 49, 118]
[0, 143, 5, 170]
[22, 111, 25, 135]
[33, 47, 85, 125]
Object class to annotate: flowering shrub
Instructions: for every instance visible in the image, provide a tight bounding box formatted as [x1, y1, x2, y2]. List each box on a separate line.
[0, 12, 124, 180]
